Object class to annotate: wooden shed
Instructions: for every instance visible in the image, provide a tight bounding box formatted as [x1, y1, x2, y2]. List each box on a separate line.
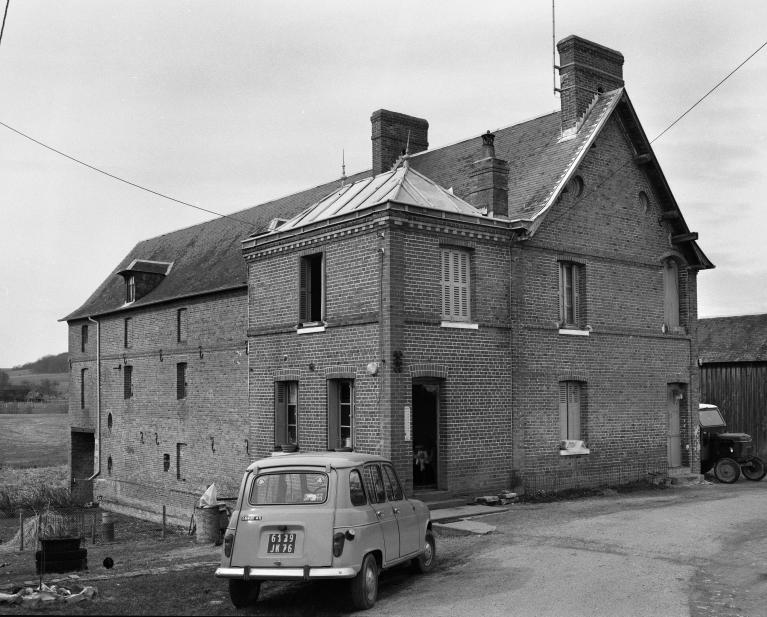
[698, 314, 767, 459]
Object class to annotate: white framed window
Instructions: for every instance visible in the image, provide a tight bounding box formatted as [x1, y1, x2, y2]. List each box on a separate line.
[441, 248, 471, 322]
[127, 275, 136, 303]
[299, 253, 324, 326]
[559, 381, 582, 440]
[275, 381, 299, 446]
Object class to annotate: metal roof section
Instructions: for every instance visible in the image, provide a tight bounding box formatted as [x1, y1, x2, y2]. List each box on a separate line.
[271, 160, 484, 235]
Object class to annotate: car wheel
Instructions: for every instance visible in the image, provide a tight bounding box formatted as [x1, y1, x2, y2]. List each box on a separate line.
[228, 579, 261, 608]
[412, 530, 436, 573]
[714, 457, 741, 484]
[351, 553, 378, 610]
[742, 456, 767, 481]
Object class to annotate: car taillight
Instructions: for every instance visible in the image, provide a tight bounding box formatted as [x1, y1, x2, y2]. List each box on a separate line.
[224, 533, 234, 557]
[333, 532, 345, 557]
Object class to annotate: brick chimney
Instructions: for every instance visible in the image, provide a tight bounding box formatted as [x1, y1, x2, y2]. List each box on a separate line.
[371, 109, 429, 175]
[467, 131, 510, 217]
[557, 36, 624, 134]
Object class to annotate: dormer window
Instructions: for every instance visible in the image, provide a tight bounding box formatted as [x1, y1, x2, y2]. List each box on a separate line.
[117, 260, 173, 304]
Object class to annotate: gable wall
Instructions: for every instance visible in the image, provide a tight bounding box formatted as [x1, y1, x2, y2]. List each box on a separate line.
[68, 289, 249, 524]
[511, 116, 700, 490]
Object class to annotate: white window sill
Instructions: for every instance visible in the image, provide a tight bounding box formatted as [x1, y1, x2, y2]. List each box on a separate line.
[297, 324, 326, 335]
[558, 328, 590, 336]
[441, 321, 479, 330]
[560, 448, 590, 456]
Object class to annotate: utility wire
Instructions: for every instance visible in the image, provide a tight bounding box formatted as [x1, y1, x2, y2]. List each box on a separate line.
[544, 38, 767, 228]
[0, 0, 9, 49]
[0, 120, 258, 229]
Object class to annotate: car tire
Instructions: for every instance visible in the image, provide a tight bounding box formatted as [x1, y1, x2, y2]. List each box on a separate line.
[714, 457, 741, 484]
[228, 579, 261, 608]
[742, 456, 767, 481]
[412, 530, 436, 573]
[351, 553, 378, 610]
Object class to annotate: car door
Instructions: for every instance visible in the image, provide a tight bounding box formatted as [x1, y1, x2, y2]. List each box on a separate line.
[383, 463, 421, 557]
[363, 464, 399, 563]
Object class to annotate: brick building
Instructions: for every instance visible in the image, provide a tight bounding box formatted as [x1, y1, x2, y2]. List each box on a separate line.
[64, 35, 712, 522]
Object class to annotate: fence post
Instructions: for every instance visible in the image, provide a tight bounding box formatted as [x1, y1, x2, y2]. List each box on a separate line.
[92, 511, 97, 544]
[162, 506, 166, 539]
[18, 510, 23, 552]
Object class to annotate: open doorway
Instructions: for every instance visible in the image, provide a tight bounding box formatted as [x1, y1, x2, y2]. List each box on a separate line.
[412, 381, 439, 488]
[667, 384, 685, 468]
[70, 430, 94, 504]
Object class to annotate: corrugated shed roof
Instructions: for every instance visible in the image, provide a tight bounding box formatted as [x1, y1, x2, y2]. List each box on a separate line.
[698, 315, 767, 363]
[275, 162, 483, 233]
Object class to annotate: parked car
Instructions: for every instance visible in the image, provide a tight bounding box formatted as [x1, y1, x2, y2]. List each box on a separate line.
[699, 403, 766, 483]
[215, 451, 435, 610]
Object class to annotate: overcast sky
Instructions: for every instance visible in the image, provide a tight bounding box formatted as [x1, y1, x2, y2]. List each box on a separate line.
[1, 1, 766, 368]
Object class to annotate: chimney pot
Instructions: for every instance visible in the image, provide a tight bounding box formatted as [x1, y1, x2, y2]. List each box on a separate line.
[481, 131, 496, 158]
[468, 133, 509, 217]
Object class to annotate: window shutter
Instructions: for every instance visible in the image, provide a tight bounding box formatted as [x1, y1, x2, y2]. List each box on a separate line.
[572, 266, 581, 327]
[299, 258, 309, 323]
[458, 251, 469, 319]
[559, 382, 568, 440]
[275, 382, 287, 445]
[327, 381, 339, 450]
[558, 263, 565, 325]
[568, 382, 581, 440]
[664, 260, 679, 328]
[441, 250, 450, 317]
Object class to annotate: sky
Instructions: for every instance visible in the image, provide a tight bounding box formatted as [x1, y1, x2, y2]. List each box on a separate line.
[0, 1, 766, 368]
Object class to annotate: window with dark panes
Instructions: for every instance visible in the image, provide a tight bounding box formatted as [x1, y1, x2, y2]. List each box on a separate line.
[81, 325, 88, 353]
[124, 317, 131, 348]
[177, 308, 188, 343]
[123, 365, 133, 399]
[299, 253, 323, 325]
[558, 261, 583, 328]
[349, 469, 367, 506]
[80, 368, 88, 409]
[127, 275, 136, 303]
[176, 362, 187, 400]
[275, 381, 298, 446]
[327, 379, 353, 450]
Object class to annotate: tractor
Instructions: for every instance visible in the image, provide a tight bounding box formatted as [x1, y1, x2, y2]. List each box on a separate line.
[699, 403, 766, 483]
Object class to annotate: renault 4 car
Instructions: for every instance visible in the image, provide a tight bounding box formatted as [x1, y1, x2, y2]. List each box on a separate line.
[215, 451, 435, 610]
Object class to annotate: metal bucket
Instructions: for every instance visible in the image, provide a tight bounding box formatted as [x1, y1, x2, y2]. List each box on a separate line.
[195, 506, 220, 544]
[101, 510, 115, 541]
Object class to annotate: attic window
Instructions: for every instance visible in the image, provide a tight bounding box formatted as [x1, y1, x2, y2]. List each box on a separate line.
[563, 175, 584, 198]
[118, 260, 173, 304]
[268, 218, 288, 232]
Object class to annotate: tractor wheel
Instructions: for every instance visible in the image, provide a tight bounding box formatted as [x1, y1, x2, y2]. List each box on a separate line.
[742, 457, 767, 481]
[714, 457, 741, 484]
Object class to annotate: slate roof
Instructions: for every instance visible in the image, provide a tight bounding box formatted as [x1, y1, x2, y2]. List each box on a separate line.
[63, 88, 709, 321]
[698, 315, 767, 363]
[275, 161, 483, 233]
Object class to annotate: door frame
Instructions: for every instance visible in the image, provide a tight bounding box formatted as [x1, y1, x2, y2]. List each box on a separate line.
[411, 379, 441, 489]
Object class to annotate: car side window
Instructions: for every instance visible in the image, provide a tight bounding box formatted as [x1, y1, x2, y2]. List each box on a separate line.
[383, 464, 404, 501]
[363, 465, 387, 504]
[349, 469, 367, 506]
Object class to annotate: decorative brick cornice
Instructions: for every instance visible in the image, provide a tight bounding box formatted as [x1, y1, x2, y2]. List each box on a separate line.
[410, 363, 448, 379]
[557, 372, 588, 383]
[324, 365, 357, 379]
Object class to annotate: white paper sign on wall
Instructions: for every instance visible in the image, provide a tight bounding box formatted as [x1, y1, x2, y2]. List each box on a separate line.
[404, 405, 411, 441]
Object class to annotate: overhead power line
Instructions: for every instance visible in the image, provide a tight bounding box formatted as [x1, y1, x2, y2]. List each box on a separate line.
[0, 120, 258, 229]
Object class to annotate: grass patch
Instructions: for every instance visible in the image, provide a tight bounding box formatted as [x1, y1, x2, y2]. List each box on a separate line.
[0, 465, 71, 517]
[518, 479, 669, 504]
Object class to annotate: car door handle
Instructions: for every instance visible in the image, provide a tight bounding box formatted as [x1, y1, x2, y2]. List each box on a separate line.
[376, 510, 383, 518]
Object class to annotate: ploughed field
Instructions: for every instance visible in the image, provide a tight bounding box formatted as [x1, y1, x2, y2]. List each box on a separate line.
[0, 413, 68, 468]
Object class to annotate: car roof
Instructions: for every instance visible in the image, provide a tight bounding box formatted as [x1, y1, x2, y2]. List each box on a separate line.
[699, 403, 720, 410]
[247, 451, 389, 472]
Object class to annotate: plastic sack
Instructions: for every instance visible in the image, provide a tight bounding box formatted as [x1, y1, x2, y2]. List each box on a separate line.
[198, 483, 219, 508]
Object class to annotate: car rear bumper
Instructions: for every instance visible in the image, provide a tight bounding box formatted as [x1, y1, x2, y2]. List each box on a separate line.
[215, 566, 357, 581]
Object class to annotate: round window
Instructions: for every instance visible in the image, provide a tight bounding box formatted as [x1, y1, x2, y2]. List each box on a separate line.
[565, 175, 584, 198]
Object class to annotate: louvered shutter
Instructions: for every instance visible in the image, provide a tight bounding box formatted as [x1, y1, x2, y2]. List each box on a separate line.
[458, 251, 469, 319]
[664, 260, 679, 328]
[299, 258, 309, 323]
[568, 382, 581, 439]
[275, 382, 287, 445]
[572, 266, 581, 328]
[559, 382, 569, 440]
[441, 250, 451, 318]
[327, 381, 339, 450]
[441, 248, 470, 321]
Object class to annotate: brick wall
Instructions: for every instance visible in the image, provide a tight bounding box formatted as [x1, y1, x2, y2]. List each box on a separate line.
[510, 115, 699, 488]
[68, 290, 250, 523]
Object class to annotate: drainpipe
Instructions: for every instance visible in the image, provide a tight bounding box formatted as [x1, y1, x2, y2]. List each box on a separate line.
[87, 316, 101, 480]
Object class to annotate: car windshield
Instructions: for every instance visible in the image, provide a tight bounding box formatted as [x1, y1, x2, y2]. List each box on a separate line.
[699, 406, 726, 429]
[249, 471, 329, 505]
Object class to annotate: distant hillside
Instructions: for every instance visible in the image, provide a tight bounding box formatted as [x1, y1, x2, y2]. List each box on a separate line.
[12, 352, 69, 373]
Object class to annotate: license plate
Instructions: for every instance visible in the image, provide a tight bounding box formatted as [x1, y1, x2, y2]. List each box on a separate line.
[267, 532, 296, 554]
